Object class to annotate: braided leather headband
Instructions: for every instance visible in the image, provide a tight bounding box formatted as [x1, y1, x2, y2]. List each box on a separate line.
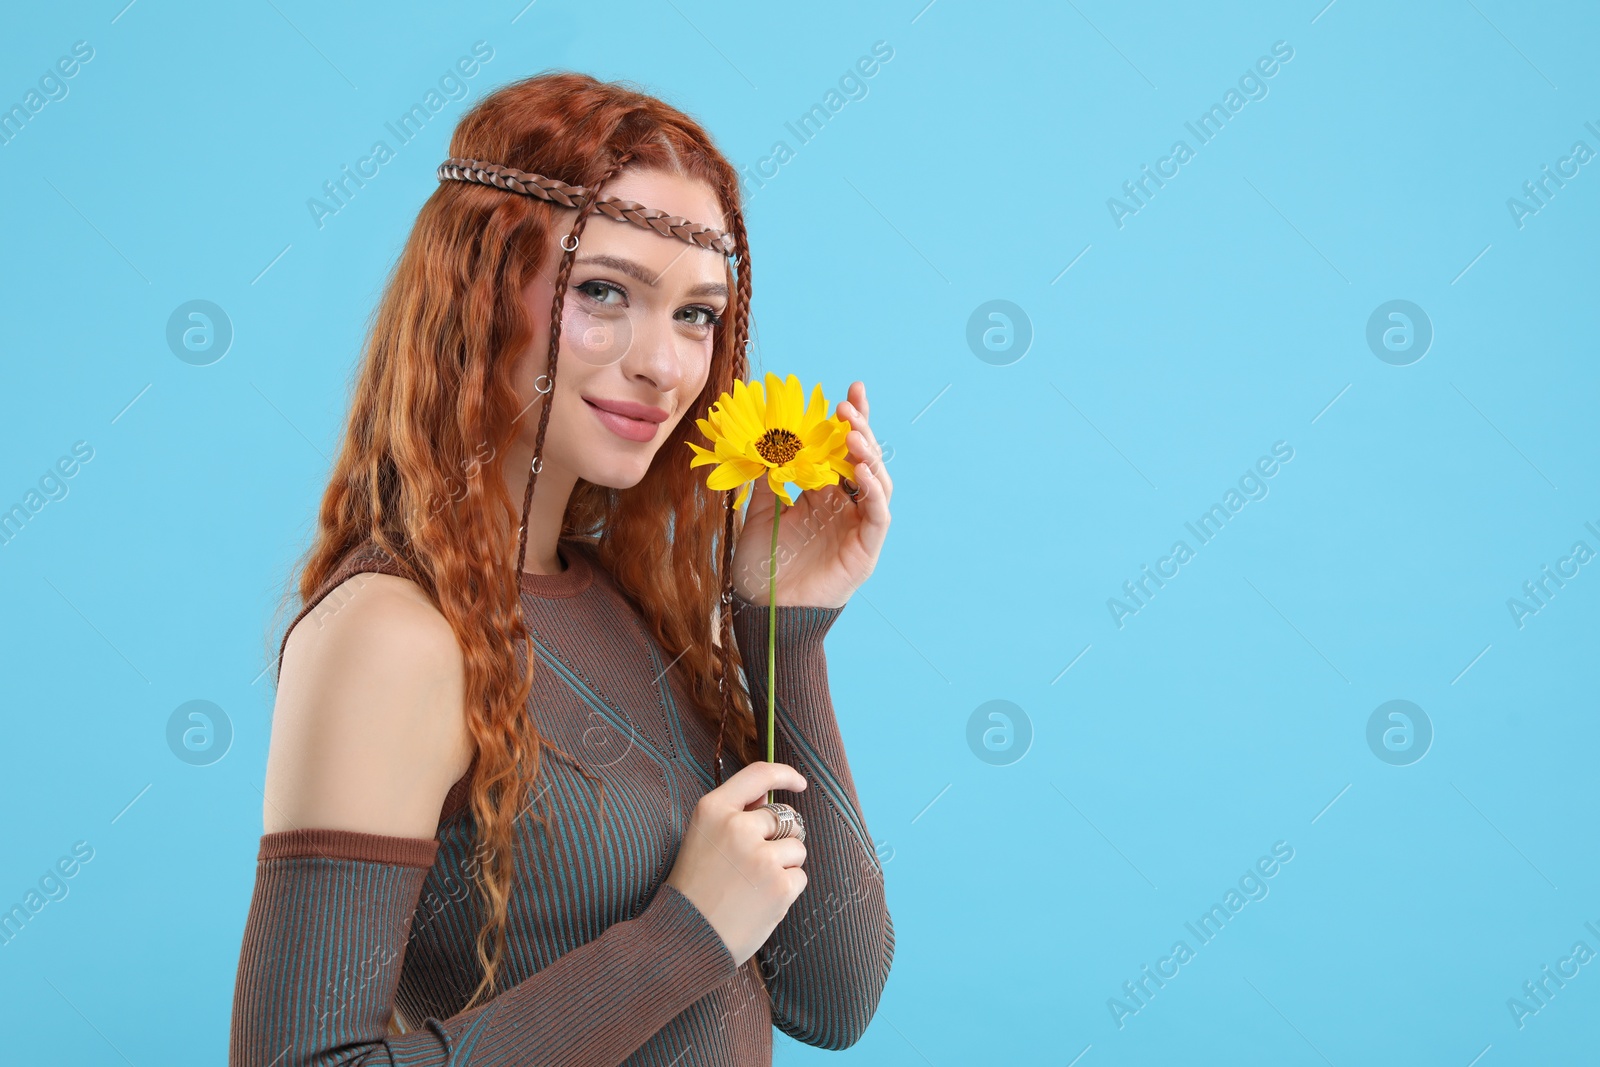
[437, 157, 737, 258]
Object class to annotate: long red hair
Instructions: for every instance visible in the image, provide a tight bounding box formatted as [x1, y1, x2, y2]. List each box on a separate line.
[272, 71, 756, 1011]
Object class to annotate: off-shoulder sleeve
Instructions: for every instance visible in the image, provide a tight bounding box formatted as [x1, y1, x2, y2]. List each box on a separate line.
[229, 827, 737, 1066]
[730, 594, 895, 1050]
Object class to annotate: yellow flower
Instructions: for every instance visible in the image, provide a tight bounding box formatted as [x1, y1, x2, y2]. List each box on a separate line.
[686, 372, 853, 509]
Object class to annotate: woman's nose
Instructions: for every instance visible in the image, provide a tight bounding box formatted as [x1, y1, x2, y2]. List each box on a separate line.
[621, 313, 686, 392]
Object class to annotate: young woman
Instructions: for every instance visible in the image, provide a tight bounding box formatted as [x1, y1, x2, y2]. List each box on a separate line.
[228, 72, 894, 1066]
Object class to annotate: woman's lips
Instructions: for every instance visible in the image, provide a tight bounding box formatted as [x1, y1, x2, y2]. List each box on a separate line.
[584, 398, 659, 442]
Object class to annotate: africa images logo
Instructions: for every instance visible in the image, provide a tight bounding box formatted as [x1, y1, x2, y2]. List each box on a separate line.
[1107, 441, 1295, 628]
[1106, 40, 1295, 229]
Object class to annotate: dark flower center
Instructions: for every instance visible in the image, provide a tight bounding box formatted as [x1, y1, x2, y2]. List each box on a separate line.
[755, 428, 802, 466]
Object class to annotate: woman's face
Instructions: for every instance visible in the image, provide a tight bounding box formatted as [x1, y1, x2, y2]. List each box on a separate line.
[514, 167, 729, 491]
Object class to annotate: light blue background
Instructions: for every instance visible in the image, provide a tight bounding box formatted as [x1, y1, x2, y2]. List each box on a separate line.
[2, 1, 1596, 1063]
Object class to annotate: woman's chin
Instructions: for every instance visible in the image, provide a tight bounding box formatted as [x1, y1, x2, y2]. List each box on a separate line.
[580, 458, 653, 491]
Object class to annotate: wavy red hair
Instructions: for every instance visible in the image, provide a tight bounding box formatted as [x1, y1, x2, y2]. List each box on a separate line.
[272, 71, 757, 1014]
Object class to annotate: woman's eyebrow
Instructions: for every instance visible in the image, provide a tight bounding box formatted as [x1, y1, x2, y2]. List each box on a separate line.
[575, 253, 728, 300]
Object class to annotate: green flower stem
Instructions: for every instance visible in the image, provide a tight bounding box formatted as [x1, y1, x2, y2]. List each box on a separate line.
[767, 495, 781, 806]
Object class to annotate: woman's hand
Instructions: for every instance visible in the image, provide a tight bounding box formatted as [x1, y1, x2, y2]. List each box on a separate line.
[666, 761, 809, 967]
[730, 380, 893, 609]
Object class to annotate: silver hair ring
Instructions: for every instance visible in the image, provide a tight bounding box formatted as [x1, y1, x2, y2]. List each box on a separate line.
[534, 374, 552, 394]
[561, 234, 579, 252]
[530, 456, 542, 474]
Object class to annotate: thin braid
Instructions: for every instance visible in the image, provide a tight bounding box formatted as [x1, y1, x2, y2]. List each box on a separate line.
[501, 147, 637, 926]
[513, 148, 637, 580]
[711, 201, 753, 785]
[713, 201, 763, 1005]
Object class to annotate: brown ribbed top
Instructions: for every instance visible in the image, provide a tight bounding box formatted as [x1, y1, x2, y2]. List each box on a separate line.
[231, 535, 894, 1066]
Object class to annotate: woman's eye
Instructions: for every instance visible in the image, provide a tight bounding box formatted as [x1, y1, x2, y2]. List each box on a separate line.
[678, 305, 723, 328]
[576, 280, 625, 305]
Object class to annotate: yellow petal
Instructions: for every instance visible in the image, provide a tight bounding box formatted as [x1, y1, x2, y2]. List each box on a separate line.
[781, 374, 804, 428]
[801, 382, 830, 432]
[706, 458, 764, 491]
[767, 468, 795, 506]
[757, 373, 779, 430]
[801, 417, 837, 448]
[734, 376, 762, 415]
[821, 418, 852, 459]
[714, 435, 749, 460]
[724, 380, 766, 442]
[793, 461, 839, 490]
[762, 372, 796, 432]
[703, 407, 735, 443]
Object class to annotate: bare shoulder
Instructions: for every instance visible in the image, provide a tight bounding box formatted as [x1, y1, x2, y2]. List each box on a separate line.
[262, 571, 473, 838]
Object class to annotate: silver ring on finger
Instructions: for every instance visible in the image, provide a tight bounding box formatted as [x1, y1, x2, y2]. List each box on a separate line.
[760, 801, 806, 844]
[841, 477, 864, 505]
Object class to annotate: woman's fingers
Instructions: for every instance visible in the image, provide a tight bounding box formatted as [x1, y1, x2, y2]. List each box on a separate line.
[731, 809, 806, 867]
[735, 800, 803, 833]
[838, 386, 891, 503]
[713, 761, 807, 811]
[852, 460, 890, 552]
[844, 441, 896, 508]
[849, 379, 868, 420]
[766, 838, 806, 869]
